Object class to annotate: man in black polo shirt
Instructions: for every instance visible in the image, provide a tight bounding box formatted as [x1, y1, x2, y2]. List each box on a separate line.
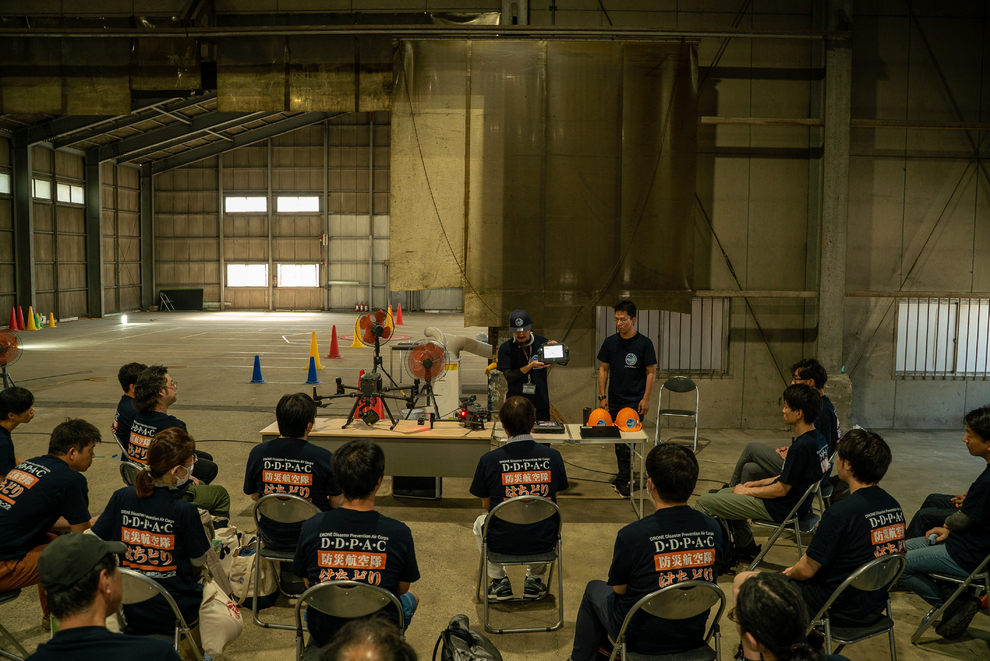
[27, 533, 181, 661]
[696, 384, 827, 559]
[0, 386, 34, 477]
[726, 359, 840, 488]
[128, 365, 218, 483]
[293, 439, 420, 652]
[738, 429, 905, 625]
[597, 300, 657, 497]
[570, 443, 722, 660]
[470, 396, 568, 601]
[244, 392, 343, 551]
[0, 419, 100, 622]
[497, 309, 556, 421]
[110, 362, 146, 453]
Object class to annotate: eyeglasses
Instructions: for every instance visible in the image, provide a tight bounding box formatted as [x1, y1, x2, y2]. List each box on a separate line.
[726, 607, 739, 623]
[614, 317, 632, 325]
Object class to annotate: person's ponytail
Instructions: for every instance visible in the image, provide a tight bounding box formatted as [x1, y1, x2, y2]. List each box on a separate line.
[133, 427, 195, 498]
[134, 467, 155, 498]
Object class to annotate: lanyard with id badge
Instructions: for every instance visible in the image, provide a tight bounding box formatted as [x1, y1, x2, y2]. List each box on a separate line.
[523, 346, 537, 394]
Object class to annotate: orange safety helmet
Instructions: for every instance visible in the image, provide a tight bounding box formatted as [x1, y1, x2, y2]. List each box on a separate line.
[587, 408, 613, 427]
[616, 407, 642, 432]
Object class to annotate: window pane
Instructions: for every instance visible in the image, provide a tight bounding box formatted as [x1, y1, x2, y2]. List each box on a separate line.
[225, 196, 267, 213]
[57, 183, 71, 203]
[277, 263, 319, 287]
[226, 263, 268, 287]
[276, 196, 320, 213]
[0, 172, 10, 195]
[70, 185, 85, 205]
[660, 298, 729, 375]
[33, 178, 51, 200]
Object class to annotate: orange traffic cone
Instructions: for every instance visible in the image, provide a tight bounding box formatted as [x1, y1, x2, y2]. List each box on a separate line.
[8, 308, 18, 331]
[349, 316, 364, 349]
[308, 331, 324, 370]
[47, 313, 56, 328]
[16, 307, 25, 330]
[395, 303, 405, 325]
[326, 325, 342, 359]
[26, 306, 39, 331]
[372, 396, 386, 420]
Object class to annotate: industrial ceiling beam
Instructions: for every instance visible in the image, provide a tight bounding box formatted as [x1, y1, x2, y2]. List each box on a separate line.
[151, 113, 338, 175]
[104, 110, 271, 163]
[51, 93, 217, 149]
[0, 25, 849, 41]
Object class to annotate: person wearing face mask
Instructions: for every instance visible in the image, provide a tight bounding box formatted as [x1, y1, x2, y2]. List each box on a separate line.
[497, 309, 559, 421]
[92, 427, 225, 639]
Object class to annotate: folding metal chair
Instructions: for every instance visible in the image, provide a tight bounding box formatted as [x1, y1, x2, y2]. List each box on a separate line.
[158, 292, 175, 312]
[911, 549, 990, 643]
[747, 480, 823, 570]
[294, 580, 404, 661]
[119, 568, 203, 661]
[475, 495, 563, 634]
[808, 554, 906, 660]
[119, 460, 143, 487]
[608, 580, 725, 661]
[0, 589, 28, 661]
[251, 493, 322, 630]
[655, 377, 699, 451]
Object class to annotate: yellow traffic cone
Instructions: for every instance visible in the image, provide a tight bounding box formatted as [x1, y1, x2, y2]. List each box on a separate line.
[308, 331, 324, 370]
[48, 313, 57, 328]
[348, 316, 364, 349]
[26, 306, 39, 331]
[385, 310, 394, 333]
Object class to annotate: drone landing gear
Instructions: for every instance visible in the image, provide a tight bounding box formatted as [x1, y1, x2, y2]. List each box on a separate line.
[343, 392, 398, 430]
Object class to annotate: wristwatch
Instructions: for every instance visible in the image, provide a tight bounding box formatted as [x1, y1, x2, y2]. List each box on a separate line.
[598, 395, 606, 401]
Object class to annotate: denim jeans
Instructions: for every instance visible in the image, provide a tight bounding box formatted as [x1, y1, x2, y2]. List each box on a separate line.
[899, 536, 968, 607]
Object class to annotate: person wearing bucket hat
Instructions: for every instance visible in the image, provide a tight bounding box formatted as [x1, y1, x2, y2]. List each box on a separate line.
[28, 532, 180, 660]
[497, 309, 559, 421]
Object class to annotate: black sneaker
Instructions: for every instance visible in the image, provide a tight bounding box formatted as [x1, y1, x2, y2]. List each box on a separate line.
[709, 483, 729, 494]
[613, 481, 631, 498]
[935, 594, 981, 638]
[487, 577, 513, 602]
[736, 543, 762, 562]
[523, 576, 549, 600]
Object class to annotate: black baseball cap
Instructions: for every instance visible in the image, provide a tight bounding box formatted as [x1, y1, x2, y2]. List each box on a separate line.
[508, 309, 532, 332]
[38, 533, 126, 591]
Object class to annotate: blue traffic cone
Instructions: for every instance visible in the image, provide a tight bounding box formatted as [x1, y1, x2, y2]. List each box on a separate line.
[250, 355, 266, 383]
[305, 356, 321, 385]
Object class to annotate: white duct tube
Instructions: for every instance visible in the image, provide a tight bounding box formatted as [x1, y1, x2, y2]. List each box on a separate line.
[423, 327, 493, 359]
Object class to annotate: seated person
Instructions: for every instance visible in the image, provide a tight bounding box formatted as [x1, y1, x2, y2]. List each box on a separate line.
[732, 572, 851, 661]
[569, 443, 722, 661]
[293, 439, 420, 652]
[110, 362, 146, 453]
[92, 427, 225, 640]
[906, 492, 965, 540]
[244, 392, 343, 551]
[0, 419, 100, 625]
[739, 429, 905, 626]
[696, 384, 827, 559]
[129, 365, 219, 484]
[27, 533, 182, 661]
[320, 618, 417, 661]
[898, 404, 990, 639]
[727, 359, 839, 488]
[470, 396, 568, 601]
[0, 386, 34, 477]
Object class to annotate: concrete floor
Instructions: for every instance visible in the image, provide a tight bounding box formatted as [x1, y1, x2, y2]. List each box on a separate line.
[0, 310, 987, 660]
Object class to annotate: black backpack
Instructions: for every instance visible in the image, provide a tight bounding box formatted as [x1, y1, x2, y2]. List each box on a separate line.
[432, 615, 502, 661]
[713, 516, 739, 575]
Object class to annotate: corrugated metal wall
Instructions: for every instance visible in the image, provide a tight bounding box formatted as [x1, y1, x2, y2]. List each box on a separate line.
[33, 146, 87, 319]
[101, 163, 141, 313]
[155, 158, 220, 305]
[0, 138, 12, 319]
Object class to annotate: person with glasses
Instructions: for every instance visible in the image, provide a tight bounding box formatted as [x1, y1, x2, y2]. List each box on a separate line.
[597, 300, 657, 498]
[723, 359, 840, 490]
[127, 365, 219, 484]
[92, 427, 233, 644]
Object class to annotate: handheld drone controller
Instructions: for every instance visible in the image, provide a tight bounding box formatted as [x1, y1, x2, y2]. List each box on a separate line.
[538, 343, 569, 365]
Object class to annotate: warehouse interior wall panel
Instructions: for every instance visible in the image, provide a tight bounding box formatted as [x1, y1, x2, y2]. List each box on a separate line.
[0, 137, 11, 318]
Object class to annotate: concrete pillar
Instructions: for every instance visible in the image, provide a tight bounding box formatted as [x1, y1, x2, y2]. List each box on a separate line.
[819, 4, 851, 374]
[12, 133, 34, 307]
[820, 1, 853, 429]
[85, 150, 104, 318]
[140, 164, 154, 309]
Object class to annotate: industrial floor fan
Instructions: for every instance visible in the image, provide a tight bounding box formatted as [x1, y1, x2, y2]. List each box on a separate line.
[0, 330, 21, 388]
[405, 340, 447, 419]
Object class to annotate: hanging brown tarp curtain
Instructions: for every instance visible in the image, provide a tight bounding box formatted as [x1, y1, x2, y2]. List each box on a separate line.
[390, 39, 698, 329]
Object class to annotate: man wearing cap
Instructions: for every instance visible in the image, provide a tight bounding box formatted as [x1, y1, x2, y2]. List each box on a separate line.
[497, 309, 555, 421]
[27, 533, 181, 660]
